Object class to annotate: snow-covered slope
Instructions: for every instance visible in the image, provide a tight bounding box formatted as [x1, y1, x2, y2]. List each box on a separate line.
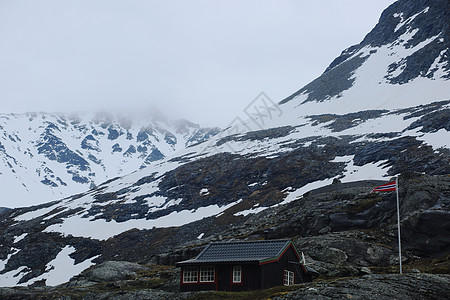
[29, 100, 450, 240]
[278, 0, 449, 120]
[0, 0, 449, 287]
[0, 111, 220, 208]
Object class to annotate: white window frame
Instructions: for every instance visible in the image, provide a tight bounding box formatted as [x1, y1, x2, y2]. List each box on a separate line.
[183, 266, 198, 283]
[232, 266, 242, 283]
[284, 269, 294, 286]
[199, 266, 215, 283]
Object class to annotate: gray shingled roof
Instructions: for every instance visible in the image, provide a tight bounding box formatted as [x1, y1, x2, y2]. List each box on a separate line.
[177, 239, 292, 265]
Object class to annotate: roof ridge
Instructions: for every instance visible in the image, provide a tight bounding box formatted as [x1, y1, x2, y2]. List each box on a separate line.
[194, 243, 212, 259]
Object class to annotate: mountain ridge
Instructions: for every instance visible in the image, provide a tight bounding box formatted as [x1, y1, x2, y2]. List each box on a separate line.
[280, 0, 449, 108]
[0, 111, 220, 208]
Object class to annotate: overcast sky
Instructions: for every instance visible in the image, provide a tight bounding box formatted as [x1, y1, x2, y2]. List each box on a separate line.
[0, 0, 396, 127]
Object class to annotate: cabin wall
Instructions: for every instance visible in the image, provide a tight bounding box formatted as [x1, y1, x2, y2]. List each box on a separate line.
[216, 264, 230, 291]
[260, 261, 282, 289]
[179, 266, 216, 292]
[230, 263, 260, 292]
[260, 246, 308, 289]
[217, 263, 261, 291]
[180, 263, 261, 292]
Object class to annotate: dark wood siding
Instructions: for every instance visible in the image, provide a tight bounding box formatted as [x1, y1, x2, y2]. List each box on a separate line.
[230, 263, 260, 292]
[261, 261, 282, 289]
[260, 245, 308, 288]
[180, 263, 263, 292]
[217, 264, 230, 291]
[283, 246, 308, 284]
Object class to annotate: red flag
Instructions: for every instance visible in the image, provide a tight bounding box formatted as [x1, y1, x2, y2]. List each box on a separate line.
[370, 181, 396, 193]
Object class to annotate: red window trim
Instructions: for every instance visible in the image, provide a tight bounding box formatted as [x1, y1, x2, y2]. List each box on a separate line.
[199, 266, 215, 283]
[231, 265, 243, 285]
[181, 266, 217, 285]
[181, 266, 199, 285]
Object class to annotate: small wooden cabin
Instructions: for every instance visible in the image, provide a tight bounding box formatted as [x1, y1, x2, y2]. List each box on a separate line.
[176, 239, 312, 292]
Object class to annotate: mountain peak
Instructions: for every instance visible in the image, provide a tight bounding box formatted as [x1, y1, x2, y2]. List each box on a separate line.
[362, 0, 449, 48]
[279, 0, 449, 116]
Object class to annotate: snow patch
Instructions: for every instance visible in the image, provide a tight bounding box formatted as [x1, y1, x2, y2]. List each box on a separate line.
[276, 178, 335, 207]
[0, 266, 28, 287]
[336, 156, 391, 182]
[394, 7, 429, 32]
[13, 233, 27, 244]
[417, 129, 450, 150]
[14, 204, 59, 221]
[199, 188, 209, 196]
[44, 199, 243, 240]
[26, 246, 99, 286]
[426, 49, 449, 79]
[234, 206, 269, 217]
[160, 198, 183, 210]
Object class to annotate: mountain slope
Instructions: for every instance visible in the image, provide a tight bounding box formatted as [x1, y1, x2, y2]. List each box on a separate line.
[279, 0, 449, 116]
[0, 112, 220, 208]
[0, 0, 449, 287]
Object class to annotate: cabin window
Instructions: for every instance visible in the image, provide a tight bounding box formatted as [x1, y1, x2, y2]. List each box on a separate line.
[183, 267, 198, 283]
[284, 270, 294, 286]
[199, 266, 215, 282]
[232, 266, 242, 283]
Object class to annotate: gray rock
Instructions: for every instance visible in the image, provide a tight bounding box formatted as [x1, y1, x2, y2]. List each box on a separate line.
[79, 261, 149, 282]
[307, 246, 348, 265]
[294, 233, 394, 268]
[274, 274, 450, 300]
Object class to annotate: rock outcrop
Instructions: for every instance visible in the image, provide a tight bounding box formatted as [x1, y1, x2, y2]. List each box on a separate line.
[275, 273, 450, 300]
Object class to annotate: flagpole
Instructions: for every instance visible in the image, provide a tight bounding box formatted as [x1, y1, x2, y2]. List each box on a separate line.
[396, 176, 402, 274]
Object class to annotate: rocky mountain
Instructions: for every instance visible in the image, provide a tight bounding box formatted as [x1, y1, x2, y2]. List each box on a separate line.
[1, 173, 449, 299]
[0, 111, 220, 208]
[0, 0, 449, 294]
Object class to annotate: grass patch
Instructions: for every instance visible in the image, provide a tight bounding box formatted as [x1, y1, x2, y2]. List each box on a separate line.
[369, 254, 450, 274]
[188, 285, 313, 300]
[405, 254, 450, 274]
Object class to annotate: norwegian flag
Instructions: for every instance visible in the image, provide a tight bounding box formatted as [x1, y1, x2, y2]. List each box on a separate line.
[370, 181, 397, 193]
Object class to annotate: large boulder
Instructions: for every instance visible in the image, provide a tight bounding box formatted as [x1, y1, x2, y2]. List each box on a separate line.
[68, 261, 149, 286]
